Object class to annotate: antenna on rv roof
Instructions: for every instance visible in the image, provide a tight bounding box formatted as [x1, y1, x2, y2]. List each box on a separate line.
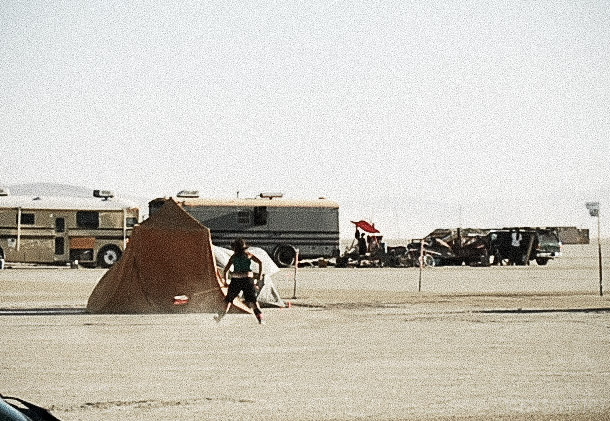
[93, 190, 114, 200]
[177, 190, 200, 198]
[260, 192, 283, 199]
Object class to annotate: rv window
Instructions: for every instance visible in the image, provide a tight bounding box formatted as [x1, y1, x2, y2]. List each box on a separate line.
[253, 206, 268, 225]
[237, 210, 250, 224]
[126, 217, 137, 227]
[18, 213, 35, 225]
[55, 218, 65, 233]
[55, 237, 64, 255]
[76, 211, 99, 229]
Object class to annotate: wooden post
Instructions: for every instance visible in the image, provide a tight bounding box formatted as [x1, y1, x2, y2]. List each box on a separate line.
[292, 249, 299, 299]
[16, 207, 22, 251]
[122, 208, 128, 249]
[597, 213, 603, 296]
[524, 234, 535, 266]
[418, 241, 423, 292]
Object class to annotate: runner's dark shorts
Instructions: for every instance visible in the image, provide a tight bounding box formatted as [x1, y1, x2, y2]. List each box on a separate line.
[226, 278, 258, 304]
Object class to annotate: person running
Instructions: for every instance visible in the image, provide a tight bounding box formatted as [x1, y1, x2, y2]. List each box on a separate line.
[215, 238, 265, 324]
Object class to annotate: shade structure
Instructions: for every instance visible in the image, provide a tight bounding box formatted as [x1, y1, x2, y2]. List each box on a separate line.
[351, 220, 380, 234]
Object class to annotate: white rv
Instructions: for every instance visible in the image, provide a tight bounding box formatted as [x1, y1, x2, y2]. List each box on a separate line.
[0, 189, 139, 267]
[149, 194, 340, 266]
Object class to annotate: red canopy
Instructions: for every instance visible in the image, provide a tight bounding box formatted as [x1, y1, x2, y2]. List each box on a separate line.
[351, 220, 380, 234]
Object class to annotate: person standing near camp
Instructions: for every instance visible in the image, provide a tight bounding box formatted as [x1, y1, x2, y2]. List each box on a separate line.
[358, 232, 367, 255]
[215, 238, 265, 324]
[510, 229, 523, 265]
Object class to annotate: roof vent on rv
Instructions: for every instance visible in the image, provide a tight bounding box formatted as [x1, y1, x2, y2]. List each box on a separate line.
[0, 188, 9, 196]
[177, 190, 200, 198]
[259, 192, 283, 199]
[93, 190, 115, 200]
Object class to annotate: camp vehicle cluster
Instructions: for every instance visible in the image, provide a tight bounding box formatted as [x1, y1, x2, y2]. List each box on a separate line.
[339, 223, 588, 268]
[0, 188, 588, 269]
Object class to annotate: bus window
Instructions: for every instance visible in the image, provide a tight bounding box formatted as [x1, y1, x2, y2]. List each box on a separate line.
[18, 213, 35, 224]
[55, 218, 65, 233]
[76, 211, 99, 229]
[253, 206, 268, 225]
[55, 237, 65, 255]
[237, 210, 250, 224]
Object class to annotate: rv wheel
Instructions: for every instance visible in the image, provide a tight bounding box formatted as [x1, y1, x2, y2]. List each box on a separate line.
[97, 245, 122, 268]
[273, 245, 296, 267]
[479, 250, 491, 267]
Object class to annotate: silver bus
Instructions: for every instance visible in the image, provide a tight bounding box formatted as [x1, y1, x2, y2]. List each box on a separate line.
[0, 190, 139, 268]
[149, 194, 340, 266]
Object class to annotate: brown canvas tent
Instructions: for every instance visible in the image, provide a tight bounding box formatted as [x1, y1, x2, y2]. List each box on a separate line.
[87, 199, 250, 314]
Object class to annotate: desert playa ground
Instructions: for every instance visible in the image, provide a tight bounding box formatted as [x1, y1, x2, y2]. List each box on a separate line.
[1, 243, 609, 420]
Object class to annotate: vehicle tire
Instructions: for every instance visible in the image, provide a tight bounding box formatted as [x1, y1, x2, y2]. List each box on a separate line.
[273, 244, 297, 267]
[335, 256, 349, 268]
[479, 250, 491, 267]
[536, 257, 549, 266]
[491, 251, 502, 265]
[419, 254, 435, 267]
[97, 245, 122, 268]
[387, 255, 400, 267]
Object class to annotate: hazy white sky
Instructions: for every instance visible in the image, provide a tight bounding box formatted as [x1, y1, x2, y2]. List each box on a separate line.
[2, 1, 609, 238]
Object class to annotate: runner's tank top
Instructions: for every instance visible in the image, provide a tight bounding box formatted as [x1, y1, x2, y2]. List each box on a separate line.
[233, 253, 251, 272]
